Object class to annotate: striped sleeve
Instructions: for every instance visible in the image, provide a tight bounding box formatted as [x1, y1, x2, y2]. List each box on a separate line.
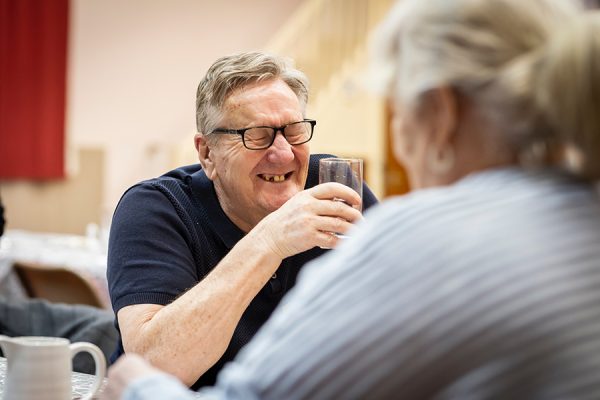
[202, 168, 600, 399]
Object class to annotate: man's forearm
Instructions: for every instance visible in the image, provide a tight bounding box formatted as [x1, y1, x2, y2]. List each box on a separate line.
[118, 228, 282, 386]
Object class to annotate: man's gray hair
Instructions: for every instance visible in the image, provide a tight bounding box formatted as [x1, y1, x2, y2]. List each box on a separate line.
[195, 52, 309, 135]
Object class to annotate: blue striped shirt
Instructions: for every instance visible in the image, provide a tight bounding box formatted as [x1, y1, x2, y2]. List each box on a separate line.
[126, 167, 600, 399]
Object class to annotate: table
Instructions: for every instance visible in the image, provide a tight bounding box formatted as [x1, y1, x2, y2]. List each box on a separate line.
[0, 356, 106, 399]
[0, 229, 110, 308]
[0, 357, 207, 399]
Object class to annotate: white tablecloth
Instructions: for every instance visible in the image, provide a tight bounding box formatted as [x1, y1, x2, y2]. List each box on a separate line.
[0, 229, 110, 308]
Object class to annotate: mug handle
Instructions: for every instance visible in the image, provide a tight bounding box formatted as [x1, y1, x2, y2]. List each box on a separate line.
[70, 342, 107, 400]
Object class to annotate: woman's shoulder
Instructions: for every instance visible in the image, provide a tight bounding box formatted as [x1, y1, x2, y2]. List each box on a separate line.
[362, 166, 600, 241]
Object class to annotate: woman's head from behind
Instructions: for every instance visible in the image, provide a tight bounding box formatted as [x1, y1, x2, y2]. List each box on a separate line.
[373, 0, 600, 188]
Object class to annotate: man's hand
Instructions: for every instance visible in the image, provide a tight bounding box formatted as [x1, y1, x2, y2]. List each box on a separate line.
[252, 182, 363, 259]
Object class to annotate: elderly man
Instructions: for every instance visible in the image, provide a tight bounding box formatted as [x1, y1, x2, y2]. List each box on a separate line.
[105, 0, 600, 398]
[107, 51, 378, 389]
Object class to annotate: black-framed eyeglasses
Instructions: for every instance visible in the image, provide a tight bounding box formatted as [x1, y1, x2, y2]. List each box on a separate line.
[210, 119, 316, 150]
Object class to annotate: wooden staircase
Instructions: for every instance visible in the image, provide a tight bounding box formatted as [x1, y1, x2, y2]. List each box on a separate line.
[266, 0, 409, 197]
[267, 0, 394, 103]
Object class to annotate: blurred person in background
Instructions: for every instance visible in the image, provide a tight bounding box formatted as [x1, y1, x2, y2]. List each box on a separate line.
[103, 0, 600, 398]
[107, 52, 378, 389]
[0, 195, 117, 374]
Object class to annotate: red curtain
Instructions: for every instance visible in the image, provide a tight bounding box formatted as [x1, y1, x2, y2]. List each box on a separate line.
[0, 0, 69, 179]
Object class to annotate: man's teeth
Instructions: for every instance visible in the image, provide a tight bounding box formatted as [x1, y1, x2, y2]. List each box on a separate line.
[261, 174, 286, 182]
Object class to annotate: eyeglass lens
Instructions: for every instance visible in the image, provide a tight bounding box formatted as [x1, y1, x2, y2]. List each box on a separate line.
[244, 121, 312, 149]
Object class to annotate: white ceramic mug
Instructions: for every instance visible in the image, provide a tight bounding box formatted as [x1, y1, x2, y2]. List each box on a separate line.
[0, 335, 106, 400]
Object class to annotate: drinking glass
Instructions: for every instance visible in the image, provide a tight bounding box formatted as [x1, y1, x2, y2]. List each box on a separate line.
[319, 157, 363, 239]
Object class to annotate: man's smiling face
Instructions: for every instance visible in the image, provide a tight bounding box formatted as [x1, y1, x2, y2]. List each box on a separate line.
[200, 79, 310, 232]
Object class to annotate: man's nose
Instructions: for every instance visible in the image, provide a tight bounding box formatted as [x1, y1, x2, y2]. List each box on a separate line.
[266, 132, 294, 163]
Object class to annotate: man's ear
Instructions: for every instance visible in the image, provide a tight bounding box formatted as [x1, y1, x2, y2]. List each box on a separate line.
[426, 86, 458, 148]
[195, 133, 217, 180]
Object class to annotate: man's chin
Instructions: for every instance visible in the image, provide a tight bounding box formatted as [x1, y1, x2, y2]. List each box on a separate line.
[261, 193, 296, 213]
[264, 198, 289, 212]
[256, 182, 303, 211]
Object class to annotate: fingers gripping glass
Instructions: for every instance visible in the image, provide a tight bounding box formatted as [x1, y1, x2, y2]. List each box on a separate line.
[210, 119, 316, 150]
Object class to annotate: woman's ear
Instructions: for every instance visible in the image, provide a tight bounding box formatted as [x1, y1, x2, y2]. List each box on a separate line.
[195, 133, 217, 180]
[427, 86, 458, 148]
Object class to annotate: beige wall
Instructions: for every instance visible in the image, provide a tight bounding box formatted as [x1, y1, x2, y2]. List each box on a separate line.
[69, 0, 305, 216]
[1, 148, 103, 235]
[1, 0, 304, 234]
[308, 57, 386, 197]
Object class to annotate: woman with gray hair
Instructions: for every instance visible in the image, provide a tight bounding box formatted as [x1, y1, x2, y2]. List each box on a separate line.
[103, 0, 600, 398]
[375, 0, 599, 187]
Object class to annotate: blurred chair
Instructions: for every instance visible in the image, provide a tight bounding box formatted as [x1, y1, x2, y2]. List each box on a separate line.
[13, 262, 105, 308]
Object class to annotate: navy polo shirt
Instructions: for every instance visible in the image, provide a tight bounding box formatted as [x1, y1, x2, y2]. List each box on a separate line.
[107, 154, 378, 389]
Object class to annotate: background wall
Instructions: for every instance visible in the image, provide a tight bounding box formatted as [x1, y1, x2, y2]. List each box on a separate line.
[1, 0, 398, 235]
[68, 0, 305, 222]
[1, 0, 305, 234]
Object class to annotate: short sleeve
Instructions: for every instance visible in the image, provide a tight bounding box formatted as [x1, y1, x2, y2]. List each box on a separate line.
[107, 183, 198, 313]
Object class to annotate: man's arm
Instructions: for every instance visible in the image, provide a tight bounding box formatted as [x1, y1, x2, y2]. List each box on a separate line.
[118, 231, 280, 386]
[117, 182, 362, 386]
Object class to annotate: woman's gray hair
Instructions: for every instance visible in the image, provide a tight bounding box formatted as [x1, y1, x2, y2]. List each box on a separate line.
[195, 52, 309, 136]
[372, 0, 600, 179]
